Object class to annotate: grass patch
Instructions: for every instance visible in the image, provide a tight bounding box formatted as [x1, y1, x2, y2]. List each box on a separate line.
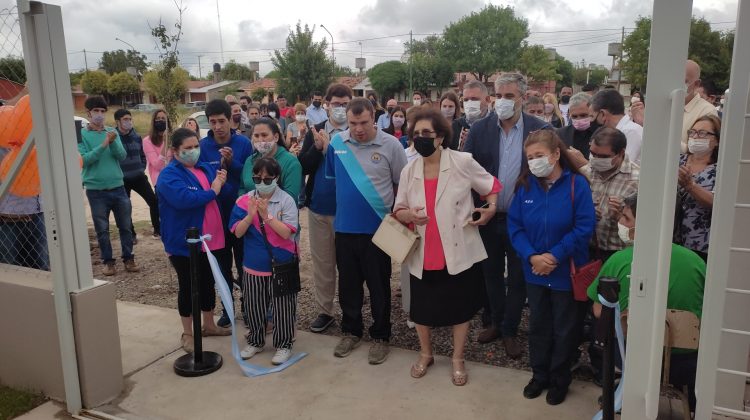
[0, 385, 46, 420]
[109, 220, 153, 240]
[75, 108, 192, 135]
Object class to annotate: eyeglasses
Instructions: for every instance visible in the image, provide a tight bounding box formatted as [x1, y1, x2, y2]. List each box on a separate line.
[413, 129, 437, 137]
[252, 176, 276, 185]
[686, 129, 716, 139]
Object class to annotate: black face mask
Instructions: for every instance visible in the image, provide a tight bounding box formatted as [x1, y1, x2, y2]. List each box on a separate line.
[414, 136, 438, 157]
[241, 104, 248, 112]
[312, 101, 321, 108]
[589, 119, 601, 132]
[232, 114, 242, 123]
[386, 106, 394, 113]
[154, 120, 167, 132]
[560, 95, 571, 104]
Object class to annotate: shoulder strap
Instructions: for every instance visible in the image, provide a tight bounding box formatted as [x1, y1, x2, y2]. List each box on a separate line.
[258, 218, 277, 266]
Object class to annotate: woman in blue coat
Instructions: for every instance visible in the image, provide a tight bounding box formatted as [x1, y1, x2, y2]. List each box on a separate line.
[157, 128, 233, 354]
[508, 130, 595, 405]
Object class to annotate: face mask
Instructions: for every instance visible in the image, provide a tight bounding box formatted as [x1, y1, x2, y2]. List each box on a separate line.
[154, 120, 167, 132]
[441, 108, 455, 119]
[241, 104, 248, 112]
[495, 98, 516, 120]
[254, 141, 275, 155]
[120, 120, 133, 131]
[179, 148, 200, 165]
[312, 101, 321, 108]
[528, 156, 554, 178]
[560, 95, 571, 104]
[617, 222, 634, 244]
[687, 138, 711, 155]
[331, 106, 347, 124]
[572, 117, 591, 131]
[392, 117, 405, 128]
[256, 178, 277, 195]
[91, 113, 106, 125]
[413, 99, 421, 106]
[534, 114, 546, 122]
[413, 136, 438, 157]
[268, 111, 277, 119]
[386, 106, 394, 113]
[295, 114, 307, 123]
[464, 100, 482, 121]
[544, 103, 554, 114]
[589, 156, 616, 172]
[631, 97, 640, 104]
[232, 114, 242, 123]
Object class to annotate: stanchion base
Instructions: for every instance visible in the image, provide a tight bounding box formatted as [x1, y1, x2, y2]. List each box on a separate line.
[174, 351, 223, 377]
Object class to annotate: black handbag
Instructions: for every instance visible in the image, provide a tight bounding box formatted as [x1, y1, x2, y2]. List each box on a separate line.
[259, 218, 301, 297]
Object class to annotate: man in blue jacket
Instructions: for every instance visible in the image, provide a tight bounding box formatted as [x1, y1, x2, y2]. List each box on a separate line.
[463, 72, 550, 358]
[199, 99, 253, 327]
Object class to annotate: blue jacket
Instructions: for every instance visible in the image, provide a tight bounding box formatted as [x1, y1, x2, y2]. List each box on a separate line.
[507, 169, 595, 291]
[156, 160, 222, 257]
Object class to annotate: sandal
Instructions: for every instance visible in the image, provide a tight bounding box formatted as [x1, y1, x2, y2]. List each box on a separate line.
[451, 358, 468, 386]
[181, 333, 194, 354]
[410, 353, 434, 378]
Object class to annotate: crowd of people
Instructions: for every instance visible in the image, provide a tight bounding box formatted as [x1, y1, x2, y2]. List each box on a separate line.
[1, 58, 724, 408]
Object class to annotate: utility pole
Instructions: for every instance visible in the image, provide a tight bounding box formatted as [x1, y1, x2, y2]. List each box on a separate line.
[409, 30, 413, 98]
[321, 25, 335, 66]
[617, 26, 625, 92]
[197, 55, 203, 79]
[83, 49, 88, 71]
[216, 0, 224, 64]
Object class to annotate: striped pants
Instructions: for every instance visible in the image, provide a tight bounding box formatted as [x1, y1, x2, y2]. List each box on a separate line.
[242, 271, 297, 349]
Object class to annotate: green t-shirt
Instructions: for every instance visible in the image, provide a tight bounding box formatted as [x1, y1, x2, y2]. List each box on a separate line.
[239, 147, 302, 204]
[587, 244, 706, 319]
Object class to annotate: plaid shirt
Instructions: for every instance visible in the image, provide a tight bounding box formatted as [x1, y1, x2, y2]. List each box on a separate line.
[582, 156, 640, 251]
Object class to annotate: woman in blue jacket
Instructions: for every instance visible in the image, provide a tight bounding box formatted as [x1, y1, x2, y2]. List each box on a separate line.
[508, 130, 595, 406]
[157, 128, 232, 354]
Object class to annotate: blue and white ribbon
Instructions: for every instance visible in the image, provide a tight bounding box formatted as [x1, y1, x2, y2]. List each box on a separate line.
[592, 293, 626, 420]
[189, 234, 307, 376]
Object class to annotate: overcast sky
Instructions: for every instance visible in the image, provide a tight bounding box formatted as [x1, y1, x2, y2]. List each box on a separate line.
[0, 0, 739, 78]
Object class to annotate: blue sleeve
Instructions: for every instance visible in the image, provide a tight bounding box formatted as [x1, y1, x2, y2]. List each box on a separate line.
[197, 140, 211, 164]
[463, 124, 477, 154]
[227, 138, 250, 178]
[156, 167, 218, 211]
[549, 175, 596, 264]
[507, 189, 537, 263]
[228, 203, 248, 233]
[324, 144, 336, 179]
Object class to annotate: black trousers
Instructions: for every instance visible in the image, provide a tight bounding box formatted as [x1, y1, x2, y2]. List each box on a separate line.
[169, 247, 229, 317]
[124, 173, 159, 236]
[335, 233, 392, 340]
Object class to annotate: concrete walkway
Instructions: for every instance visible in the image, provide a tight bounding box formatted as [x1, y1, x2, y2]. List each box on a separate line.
[21, 301, 603, 420]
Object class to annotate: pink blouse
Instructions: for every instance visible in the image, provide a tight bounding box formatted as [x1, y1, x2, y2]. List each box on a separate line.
[142, 135, 173, 186]
[187, 168, 225, 251]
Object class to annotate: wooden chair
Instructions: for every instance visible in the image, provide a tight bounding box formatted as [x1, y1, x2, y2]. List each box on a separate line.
[659, 309, 700, 420]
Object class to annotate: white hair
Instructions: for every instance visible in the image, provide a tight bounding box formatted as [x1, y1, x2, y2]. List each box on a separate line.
[463, 80, 489, 95]
[494, 72, 528, 96]
[569, 92, 592, 108]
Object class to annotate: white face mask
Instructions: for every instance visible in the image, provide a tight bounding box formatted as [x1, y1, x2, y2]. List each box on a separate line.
[687, 138, 711, 155]
[413, 99, 421, 106]
[528, 156, 554, 178]
[268, 111, 277, 119]
[253, 141, 275, 155]
[495, 98, 516, 120]
[295, 114, 307, 123]
[441, 107, 455, 119]
[617, 222, 634, 244]
[331, 106, 347, 124]
[589, 156, 616, 172]
[464, 100, 482, 120]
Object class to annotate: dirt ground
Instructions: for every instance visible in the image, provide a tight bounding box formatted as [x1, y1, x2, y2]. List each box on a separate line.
[83, 189, 595, 381]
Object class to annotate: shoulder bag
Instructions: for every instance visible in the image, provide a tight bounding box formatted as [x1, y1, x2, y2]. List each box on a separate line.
[372, 213, 420, 264]
[259, 217, 301, 297]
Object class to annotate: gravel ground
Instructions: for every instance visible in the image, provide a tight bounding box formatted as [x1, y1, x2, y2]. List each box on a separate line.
[90, 208, 595, 382]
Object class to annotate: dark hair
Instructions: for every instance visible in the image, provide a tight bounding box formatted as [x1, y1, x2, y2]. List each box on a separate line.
[114, 109, 131, 121]
[252, 156, 282, 178]
[525, 96, 544, 106]
[603, 84, 616, 90]
[591, 89, 625, 116]
[205, 99, 231, 119]
[247, 104, 260, 112]
[267, 102, 281, 118]
[252, 117, 286, 150]
[311, 91, 323, 98]
[384, 106, 407, 135]
[325, 83, 353, 102]
[439, 92, 460, 121]
[259, 103, 268, 114]
[181, 117, 199, 134]
[515, 130, 588, 192]
[412, 91, 423, 99]
[591, 126, 628, 155]
[406, 107, 453, 149]
[228, 101, 239, 107]
[170, 127, 199, 149]
[240, 95, 252, 103]
[85, 96, 108, 111]
[277, 95, 286, 100]
[699, 80, 718, 97]
[690, 114, 722, 163]
[631, 91, 645, 105]
[582, 83, 598, 93]
[148, 109, 171, 147]
[346, 97, 375, 118]
[623, 193, 638, 218]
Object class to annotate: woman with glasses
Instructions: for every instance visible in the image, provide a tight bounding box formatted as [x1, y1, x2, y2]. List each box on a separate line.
[676, 115, 721, 261]
[239, 118, 302, 205]
[393, 108, 501, 386]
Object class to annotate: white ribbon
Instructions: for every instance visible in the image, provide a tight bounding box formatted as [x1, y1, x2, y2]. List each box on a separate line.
[593, 293, 626, 420]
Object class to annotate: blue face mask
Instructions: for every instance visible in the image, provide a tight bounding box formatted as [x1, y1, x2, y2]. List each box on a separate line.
[179, 148, 200, 165]
[256, 179, 277, 196]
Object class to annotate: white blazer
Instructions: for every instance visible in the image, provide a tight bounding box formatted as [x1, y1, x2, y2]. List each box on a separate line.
[394, 148, 499, 279]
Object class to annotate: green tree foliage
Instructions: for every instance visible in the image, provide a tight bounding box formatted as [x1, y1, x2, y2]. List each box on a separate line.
[271, 23, 334, 102]
[573, 67, 609, 86]
[368, 61, 408, 99]
[69, 70, 86, 88]
[107, 72, 140, 96]
[221, 60, 255, 80]
[441, 5, 529, 82]
[334, 65, 356, 77]
[99, 49, 149, 76]
[250, 87, 268, 102]
[143, 66, 188, 107]
[264, 69, 281, 80]
[518, 45, 559, 82]
[406, 35, 454, 94]
[622, 16, 734, 91]
[147, 1, 186, 128]
[555, 57, 575, 90]
[0, 57, 26, 84]
[81, 71, 109, 95]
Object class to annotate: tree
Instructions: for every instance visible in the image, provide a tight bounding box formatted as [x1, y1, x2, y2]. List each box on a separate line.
[147, 0, 186, 128]
[555, 57, 575, 91]
[81, 71, 109, 95]
[441, 5, 529, 82]
[271, 23, 335, 102]
[250, 87, 268, 102]
[573, 67, 609, 86]
[334, 65, 356, 77]
[99, 49, 149, 76]
[69, 70, 86, 88]
[264, 69, 281, 79]
[405, 35, 455, 94]
[107, 71, 140, 102]
[221, 60, 254, 80]
[143, 66, 188, 106]
[518, 45, 559, 83]
[368, 61, 408, 99]
[0, 57, 26, 85]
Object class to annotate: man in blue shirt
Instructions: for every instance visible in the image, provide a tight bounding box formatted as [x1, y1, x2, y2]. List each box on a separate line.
[376, 98, 397, 130]
[199, 99, 254, 327]
[325, 98, 407, 365]
[306, 91, 328, 125]
[464, 73, 550, 357]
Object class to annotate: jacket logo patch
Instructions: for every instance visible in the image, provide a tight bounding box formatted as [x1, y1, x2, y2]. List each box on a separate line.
[371, 152, 381, 163]
[187, 186, 198, 191]
[524, 199, 533, 204]
[334, 150, 347, 155]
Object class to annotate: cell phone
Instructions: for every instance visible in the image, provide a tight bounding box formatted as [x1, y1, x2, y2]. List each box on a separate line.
[472, 202, 491, 221]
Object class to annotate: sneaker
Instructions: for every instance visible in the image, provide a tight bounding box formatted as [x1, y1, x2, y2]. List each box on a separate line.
[103, 262, 116, 276]
[271, 348, 293, 365]
[503, 336, 522, 359]
[368, 339, 390, 365]
[310, 314, 335, 333]
[124, 259, 140, 273]
[152, 232, 160, 239]
[406, 320, 416, 329]
[546, 385, 568, 405]
[333, 334, 361, 358]
[217, 310, 231, 328]
[477, 326, 500, 344]
[133, 236, 139, 245]
[523, 379, 549, 399]
[240, 345, 263, 360]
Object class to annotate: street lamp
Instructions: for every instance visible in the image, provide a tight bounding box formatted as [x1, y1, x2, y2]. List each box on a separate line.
[320, 24, 335, 66]
[115, 37, 135, 52]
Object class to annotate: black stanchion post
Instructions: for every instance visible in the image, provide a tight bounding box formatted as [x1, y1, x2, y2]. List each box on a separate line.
[593, 276, 620, 420]
[174, 227, 223, 377]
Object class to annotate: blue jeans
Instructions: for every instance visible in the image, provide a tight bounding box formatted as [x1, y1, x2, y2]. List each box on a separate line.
[0, 212, 49, 270]
[86, 187, 134, 264]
